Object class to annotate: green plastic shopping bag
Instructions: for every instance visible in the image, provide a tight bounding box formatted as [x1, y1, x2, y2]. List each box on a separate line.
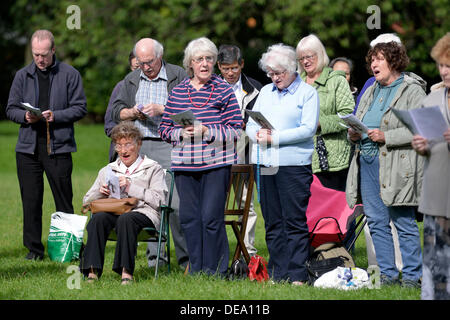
[47, 212, 87, 262]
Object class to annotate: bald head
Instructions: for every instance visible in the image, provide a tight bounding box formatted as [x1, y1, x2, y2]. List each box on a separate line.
[134, 38, 164, 79]
[134, 38, 163, 59]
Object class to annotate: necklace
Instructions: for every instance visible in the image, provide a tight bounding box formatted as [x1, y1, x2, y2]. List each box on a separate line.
[188, 83, 215, 108]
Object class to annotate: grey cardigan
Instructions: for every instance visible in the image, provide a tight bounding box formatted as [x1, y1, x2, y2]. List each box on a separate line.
[111, 61, 187, 123]
[417, 87, 450, 218]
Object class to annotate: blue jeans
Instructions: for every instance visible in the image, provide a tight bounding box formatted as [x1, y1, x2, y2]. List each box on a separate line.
[259, 165, 312, 282]
[360, 155, 422, 281]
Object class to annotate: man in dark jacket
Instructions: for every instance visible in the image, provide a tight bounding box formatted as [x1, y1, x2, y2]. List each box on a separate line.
[6, 30, 87, 260]
[217, 44, 263, 257]
[112, 38, 189, 270]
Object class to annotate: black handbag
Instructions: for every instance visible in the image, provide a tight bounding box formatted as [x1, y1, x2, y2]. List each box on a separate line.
[305, 242, 355, 285]
[227, 258, 249, 280]
[306, 256, 346, 285]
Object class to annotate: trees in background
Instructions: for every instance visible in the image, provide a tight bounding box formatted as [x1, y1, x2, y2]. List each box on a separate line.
[1, 0, 448, 119]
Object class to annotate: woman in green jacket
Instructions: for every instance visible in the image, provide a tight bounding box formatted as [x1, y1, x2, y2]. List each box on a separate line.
[346, 42, 425, 287]
[296, 34, 355, 191]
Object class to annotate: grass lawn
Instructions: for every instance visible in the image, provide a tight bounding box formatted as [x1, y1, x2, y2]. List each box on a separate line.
[0, 120, 421, 301]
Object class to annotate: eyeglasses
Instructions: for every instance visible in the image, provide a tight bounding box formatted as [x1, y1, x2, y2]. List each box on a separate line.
[192, 56, 214, 64]
[114, 143, 136, 152]
[266, 70, 286, 78]
[297, 53, 316, 63]
[137, 58, 156, 67]
[219, 66, 241, 73]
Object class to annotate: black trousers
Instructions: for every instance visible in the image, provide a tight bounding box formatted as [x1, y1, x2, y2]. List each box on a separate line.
[175, 166, 231, 276]
[259, 165, 313, 282]
[16, 142, 73, 257]
[80, 211, 154, 277]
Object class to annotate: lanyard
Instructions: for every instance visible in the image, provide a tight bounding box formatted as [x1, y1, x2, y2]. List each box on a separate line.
[256, 144, 261, 203]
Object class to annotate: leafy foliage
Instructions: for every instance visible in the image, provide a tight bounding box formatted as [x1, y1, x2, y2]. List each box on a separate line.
[3, 0, 449, 118]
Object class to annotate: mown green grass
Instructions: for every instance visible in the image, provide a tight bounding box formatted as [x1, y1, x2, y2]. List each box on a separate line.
[0, 121, 420, 300]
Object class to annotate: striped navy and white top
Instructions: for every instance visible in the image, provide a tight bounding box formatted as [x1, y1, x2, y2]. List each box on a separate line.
[159, 74, 243, 171]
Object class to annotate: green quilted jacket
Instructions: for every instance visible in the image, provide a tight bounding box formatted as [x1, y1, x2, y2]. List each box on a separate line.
[301, 67, 355, 173]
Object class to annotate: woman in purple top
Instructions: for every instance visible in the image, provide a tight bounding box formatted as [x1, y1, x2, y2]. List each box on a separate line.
[159, 37, 243, 275]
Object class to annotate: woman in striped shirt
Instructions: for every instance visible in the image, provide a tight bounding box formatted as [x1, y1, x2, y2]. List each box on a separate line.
[159, 37, 243, 276]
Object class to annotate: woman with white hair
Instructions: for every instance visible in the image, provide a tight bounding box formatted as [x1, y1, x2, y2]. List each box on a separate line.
[296, 34, 354, 191]
[159, 37, 243, 276]
[246, 43, 319, 285]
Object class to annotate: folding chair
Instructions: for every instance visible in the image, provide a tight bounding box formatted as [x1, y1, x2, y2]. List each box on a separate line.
[306, 175, 365, 251]
[106, 169, 175, 278]
[224, 164, 255, 265]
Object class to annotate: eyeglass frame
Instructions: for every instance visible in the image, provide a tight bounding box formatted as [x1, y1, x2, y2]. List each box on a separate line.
[192, 56, 214, 64]
[297, 53, 317, 63]
[137, 58, 157, 67]
[218, 65, 241, 73]
[114, 142, 137, 152]
[266, 69, 287, 79]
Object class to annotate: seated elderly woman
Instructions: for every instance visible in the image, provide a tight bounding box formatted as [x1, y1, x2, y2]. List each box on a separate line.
[159, 37, 242, 276]
[80, 121, 167, 284]
[346, 41, 426, 287]
[246, 43, 319, 285]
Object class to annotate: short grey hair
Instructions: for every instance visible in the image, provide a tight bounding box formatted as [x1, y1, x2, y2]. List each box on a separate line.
[110, 121, 143, 145]
[31, 29, 55, 49]
[258, 43, 297, 75]
[296, 34, 329, 74]
[183, 37, 218, 77]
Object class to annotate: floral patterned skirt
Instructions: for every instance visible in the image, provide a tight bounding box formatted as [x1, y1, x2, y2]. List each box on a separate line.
[421, 214, 450, 300]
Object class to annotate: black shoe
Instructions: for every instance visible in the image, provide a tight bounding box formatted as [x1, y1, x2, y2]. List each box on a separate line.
[380, 274, 400, 286]
[401, 278, 421, 289]
[25, 251, 44, 261]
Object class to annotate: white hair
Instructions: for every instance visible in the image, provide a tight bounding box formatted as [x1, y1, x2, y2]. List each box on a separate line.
[258, 43, 297, 75]
[370, 33, 402, 48]
[296, 34, 329, 74]
[183, 37, 218, 77]
[153, 39, 164, 58]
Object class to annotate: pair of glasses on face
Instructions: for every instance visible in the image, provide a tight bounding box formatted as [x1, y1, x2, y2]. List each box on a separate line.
[192, 56, 214, 64]
[266, 70, 286, 78]
[137, 59, 156, 67]
[114, 143, 136, 152]
[220, 66, 240, 73]
[297, 53, 316, 63]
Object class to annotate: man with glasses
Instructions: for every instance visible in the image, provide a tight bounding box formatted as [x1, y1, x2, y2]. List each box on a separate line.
[217, 45, 263, 257]
[6, 29, 87, 261]
[112, 38, 189, 270]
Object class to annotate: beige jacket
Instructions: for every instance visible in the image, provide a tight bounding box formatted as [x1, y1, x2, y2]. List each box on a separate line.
[418, 87, 450, 218]
[346, 73, 426, 208]
[83, 155, 168, 230]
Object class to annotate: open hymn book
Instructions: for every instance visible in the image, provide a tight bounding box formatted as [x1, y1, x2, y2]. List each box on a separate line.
[391, 106, 448, 142]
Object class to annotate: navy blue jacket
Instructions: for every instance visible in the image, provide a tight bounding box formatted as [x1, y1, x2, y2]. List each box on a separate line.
[6, 57, 87, 154]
